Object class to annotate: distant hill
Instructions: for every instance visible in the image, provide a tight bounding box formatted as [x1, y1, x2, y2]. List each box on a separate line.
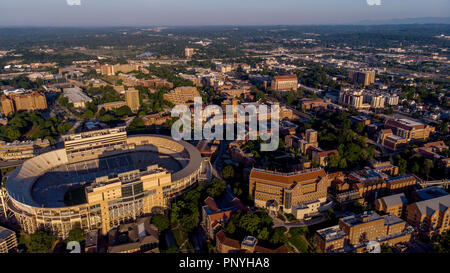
[356, 17, 450, 25]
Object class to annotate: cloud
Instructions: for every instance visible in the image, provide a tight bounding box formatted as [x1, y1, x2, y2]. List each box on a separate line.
[366, 0, 382, 6]
[66, 0, 81, 6]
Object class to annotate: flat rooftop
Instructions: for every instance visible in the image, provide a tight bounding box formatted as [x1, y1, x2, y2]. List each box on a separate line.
[63, 87, 92, 103]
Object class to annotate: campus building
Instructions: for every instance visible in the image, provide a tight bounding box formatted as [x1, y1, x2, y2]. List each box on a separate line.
[63, 87, 92, 108]
[107, 216, 159, 253]
[202, 196, 248, 239]
[163, 86, 200, 105]
[349, 70, 376, 86]
[215, 230, 289, 253]
[249, 168, 332, 219]
[375, 193, 408, 218]
[125, 88, 140, 113]
[100, 64, 140, 76]
[384, 118, 435, 141]
[185, 48, 195, 58]
[316, 211, 414, 253]
[406, 195, 450, 237]
[0, 139, 51, 161]
[1, 91, 47, 116]
[271, 75, 298, 92]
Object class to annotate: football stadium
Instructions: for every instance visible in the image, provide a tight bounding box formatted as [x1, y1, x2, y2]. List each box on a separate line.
[5, 127, 202, 238]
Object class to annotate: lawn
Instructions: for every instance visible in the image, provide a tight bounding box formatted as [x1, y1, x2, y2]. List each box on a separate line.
[288, 228, 309, 253]
[172, 227, 188, 247]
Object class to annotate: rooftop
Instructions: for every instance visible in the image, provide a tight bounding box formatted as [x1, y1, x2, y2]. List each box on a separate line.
[378, 193, 408, 208]
[415, 186, 449, 201]
[317, 225, 347, 242]
[0, 226, 15, 240]
[63, 87, 92, 104]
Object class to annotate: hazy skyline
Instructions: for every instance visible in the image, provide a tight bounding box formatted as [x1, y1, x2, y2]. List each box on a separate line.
[0, 0, 449, 27]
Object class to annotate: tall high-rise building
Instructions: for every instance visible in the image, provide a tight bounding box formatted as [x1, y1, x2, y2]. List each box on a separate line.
[125, 88, 140, 113]
[338, 90, 368, 110]
[305, 129, 318, 146]
[185, 48, 195, 58]
[349, 70, 376, 86]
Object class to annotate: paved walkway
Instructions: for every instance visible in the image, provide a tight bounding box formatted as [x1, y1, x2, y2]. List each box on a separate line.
[271, 213, 327, 231]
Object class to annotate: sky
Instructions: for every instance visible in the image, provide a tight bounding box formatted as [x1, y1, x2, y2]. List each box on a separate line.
[0, 0, 449, 27]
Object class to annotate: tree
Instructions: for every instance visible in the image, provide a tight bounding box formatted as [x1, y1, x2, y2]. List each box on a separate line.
[398, 158, 408, 175]
[433, 230, 450, 253]
[129, 117, 145, 129]
[225, 221, 236, 235]
[257, 227, 270, 241]
[206, 179, 226, 198]
[411, 162, 420, 174]
[28, 230, 57, 253]
[328, 153, 340, 169]
[66, 227, 85, 244]
[151, 214, 170, 232]
[423, 159, 434, 180]
[381, 244, 394, 253]
[181, 214, 197, 233]
[221, 165, 235, 180]
[84, 109, 94, 119]
[238, 213, 261, 235]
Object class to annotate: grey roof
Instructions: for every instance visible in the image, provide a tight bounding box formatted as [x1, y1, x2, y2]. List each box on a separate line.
[107, 216, 159, 253]
[383, 214, 404, 226]
[415, 195, 450, 217]
[63, 87, 92, 104]
[316, 225, 347, 242]
[415, 186, 449, 201]
[0, 226, 14, 240]
[380, 193, 408, 207]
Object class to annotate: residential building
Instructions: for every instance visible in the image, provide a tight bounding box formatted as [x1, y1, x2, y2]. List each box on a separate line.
[97, 101, 127, 112]
[125, 88, 140, 113]
[185, 48, 195, 58]
[338, 90, 369, 110]
[349, 70, 376, 86]
[100, 64, 140, 76]
[163, 86, 200, 105]
[1, 91, 47, 115]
